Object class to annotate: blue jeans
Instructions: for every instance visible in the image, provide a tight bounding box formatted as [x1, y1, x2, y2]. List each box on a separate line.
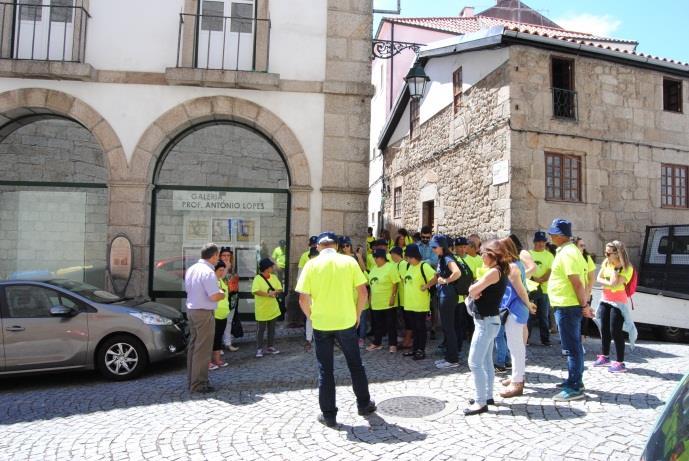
[494, 323, 510, 367]
[468, 315, 501, 405]
[357, 309, 368, 340]
[554, 306, 584, 390]
[528, 290, 551, 344]
[313, 326, 372, 418]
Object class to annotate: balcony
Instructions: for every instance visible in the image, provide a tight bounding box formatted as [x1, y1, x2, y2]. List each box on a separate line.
[0, 2, 92, 80]
[552, 87, 577, 120]
[167, 11, 276, 89]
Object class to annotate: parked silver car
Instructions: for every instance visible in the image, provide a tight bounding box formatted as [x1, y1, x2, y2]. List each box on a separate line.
[0, 279, 187, 380]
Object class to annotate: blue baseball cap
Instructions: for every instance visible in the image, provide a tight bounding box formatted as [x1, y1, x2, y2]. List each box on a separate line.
[390, 246, 403, 256]
[454, 237, 469, 246]
[430, 235, 449, 249]
[405, 243, 422, 260]
[317, 231, 338, 244]
[338, 235, 352, 246]
[373, 249, 388, 259]
[533, 231, 548, 242]
[308, 235, 318, 245]
[547, 219, 572, 238]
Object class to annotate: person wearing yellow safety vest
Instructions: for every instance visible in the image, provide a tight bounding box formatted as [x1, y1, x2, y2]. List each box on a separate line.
[366, 227, 376, 254]
[389, 246, 411, 349]
[271, 239, 287, 283]
[528, 231, 555, 346]
[209, 260, 230, 370]
[366, 249, 401, 353]
[296, 231, 376, 428]
[400, 244, 435, 360]
[298, 236, 318, 271]
[252, 258, 283, 358]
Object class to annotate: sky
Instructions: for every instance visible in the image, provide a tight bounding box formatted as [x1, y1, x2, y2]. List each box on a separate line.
[373, 0, 689, 63]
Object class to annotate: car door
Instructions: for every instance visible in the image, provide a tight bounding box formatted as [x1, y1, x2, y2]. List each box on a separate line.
[2, 284, 89, 371]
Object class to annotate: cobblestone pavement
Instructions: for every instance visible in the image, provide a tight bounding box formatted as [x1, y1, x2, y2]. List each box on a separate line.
[0, 328, 687, 461]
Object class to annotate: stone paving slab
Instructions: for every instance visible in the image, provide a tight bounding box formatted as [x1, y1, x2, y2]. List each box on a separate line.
[0, 332, 686, 460]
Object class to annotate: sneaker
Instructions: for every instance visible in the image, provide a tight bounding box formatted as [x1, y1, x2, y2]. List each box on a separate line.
[317, 414, 337, 428]
[413, 351, 426, 361]
[255, 349, 264, 358]
[541, 341, 552, 347]
[556, 382, 585, 391]
[265, 347, 280, 355]
[435, 360, 459, 369]
[505, 363, 512, 370]
[225, 344, 239, 352]
[434, 359, 445, 365]
[357, 400, 377, 416]
[366, 344, 383, 351]
[403, 351, 415, 357]
[593, 355, 610, 367]
[208, 362, 219, 371]
[608, 361, 627, 373]
[494, 366, 507, 373]
[553, 387, 585, 402]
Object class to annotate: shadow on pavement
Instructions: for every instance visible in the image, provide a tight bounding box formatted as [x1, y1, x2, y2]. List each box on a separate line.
[341, 413, 427, 444]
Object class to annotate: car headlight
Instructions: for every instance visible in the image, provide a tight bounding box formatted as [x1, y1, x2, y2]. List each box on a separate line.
[129, 312, 173, 326]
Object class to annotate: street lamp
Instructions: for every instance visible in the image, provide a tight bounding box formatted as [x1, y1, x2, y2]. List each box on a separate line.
[405, 62, 429, 100]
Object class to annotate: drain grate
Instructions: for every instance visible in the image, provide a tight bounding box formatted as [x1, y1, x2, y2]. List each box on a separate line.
[376, 396, 446, 418]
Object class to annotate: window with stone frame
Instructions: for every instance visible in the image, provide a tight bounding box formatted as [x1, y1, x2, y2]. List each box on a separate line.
[545, 152, 582, 202]
[393, 187, 402, 218]
[551, 57, 576, 119]
[453, 67, 463, 115]
[663, 78, 683, 113]
[409, 99, 419, 139]
[661, 163, 688, 208]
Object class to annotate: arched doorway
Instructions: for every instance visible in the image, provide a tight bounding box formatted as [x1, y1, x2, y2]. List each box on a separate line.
[149, 121, 291, 315]
[0, 116, 108, 287]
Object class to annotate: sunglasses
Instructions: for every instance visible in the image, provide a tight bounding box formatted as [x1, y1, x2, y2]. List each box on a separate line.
[342, 244, 351, 247]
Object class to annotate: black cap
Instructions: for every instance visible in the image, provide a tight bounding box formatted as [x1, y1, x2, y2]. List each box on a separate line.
[533, 231, 547, 242]
[308, 235, 318, 245]
[373, 239, 388, 247]
[390, 246, 403, 256]
[259, 258, 274, 272]
[454, 237, 469, 246]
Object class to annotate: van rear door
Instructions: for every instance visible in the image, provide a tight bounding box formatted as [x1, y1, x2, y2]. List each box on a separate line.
[640, 225, 689, 295]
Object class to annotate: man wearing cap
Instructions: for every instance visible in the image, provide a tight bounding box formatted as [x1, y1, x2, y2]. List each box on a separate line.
[298, 236, 318, 270]
[184, 243, 225, 393]
[547, 218, 593, 402]
[529, 231, 555, 346]
[417, 226, 440, 339]
[366, 239, 390, 271]
[296, 232, 376, 427]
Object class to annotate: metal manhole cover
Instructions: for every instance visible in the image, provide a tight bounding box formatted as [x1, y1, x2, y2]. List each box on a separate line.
[377, 396, 446, 418]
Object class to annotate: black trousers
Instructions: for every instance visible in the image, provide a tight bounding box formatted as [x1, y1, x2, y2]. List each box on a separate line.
[600, 302, 625, 362]
[213, 317, 227, 351]
[372, 308, 397, 347]
[406, 311, 428, 352]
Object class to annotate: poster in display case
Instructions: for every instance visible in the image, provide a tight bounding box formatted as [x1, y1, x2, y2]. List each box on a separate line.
[183, 216, 210, 242]
[212, 218, 232, 242]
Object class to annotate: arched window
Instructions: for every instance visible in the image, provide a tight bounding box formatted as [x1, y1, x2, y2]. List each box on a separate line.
[150, 121, 290, 313]
[0, 117, 108, 287]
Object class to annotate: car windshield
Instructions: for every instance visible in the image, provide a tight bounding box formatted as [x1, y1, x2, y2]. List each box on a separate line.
[47, 279, 122, 303]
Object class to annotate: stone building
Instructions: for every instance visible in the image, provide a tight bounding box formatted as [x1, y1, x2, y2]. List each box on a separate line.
[0, 0, 374, 312]
[374, 4, 689, 261]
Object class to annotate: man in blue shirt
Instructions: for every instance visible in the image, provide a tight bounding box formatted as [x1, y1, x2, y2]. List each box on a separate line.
[417, 226, 438, 267]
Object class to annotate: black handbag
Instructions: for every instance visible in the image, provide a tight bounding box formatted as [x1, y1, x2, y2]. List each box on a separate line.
[230, 311, 244, 338]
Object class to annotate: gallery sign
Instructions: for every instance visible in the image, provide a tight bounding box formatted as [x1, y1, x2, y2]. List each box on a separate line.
[172, 191, 274, 213]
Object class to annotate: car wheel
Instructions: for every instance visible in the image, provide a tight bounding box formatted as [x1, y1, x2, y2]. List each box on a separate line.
[96, 334, 148, 381]
[657, 326, 686, 343]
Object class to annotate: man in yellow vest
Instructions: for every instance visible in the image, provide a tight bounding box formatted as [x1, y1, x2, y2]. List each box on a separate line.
[296, 231, 376, 428]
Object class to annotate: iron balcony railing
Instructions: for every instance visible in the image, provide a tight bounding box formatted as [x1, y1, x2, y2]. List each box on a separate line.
[0, 2, 90, 62]
[552, 87, 577, 120]
[176, 12, 270, 72]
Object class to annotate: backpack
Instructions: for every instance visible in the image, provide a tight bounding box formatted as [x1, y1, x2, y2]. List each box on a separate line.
[625, 266, 638, 309]
[452, 256, 474, 296]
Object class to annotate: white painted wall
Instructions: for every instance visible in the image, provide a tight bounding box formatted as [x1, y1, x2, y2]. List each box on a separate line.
[386, 47, 509, 146]
[269, 0, 327, 81]
[87, 0, 184, 72]
[0, 79, 325, 235]
[85, 0, 327, 79]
